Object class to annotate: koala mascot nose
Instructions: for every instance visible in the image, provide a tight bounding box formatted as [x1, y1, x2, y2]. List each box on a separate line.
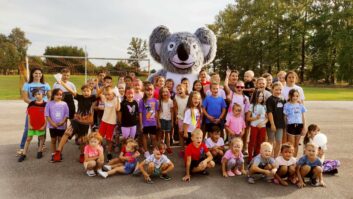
[177, 43, 190, 61]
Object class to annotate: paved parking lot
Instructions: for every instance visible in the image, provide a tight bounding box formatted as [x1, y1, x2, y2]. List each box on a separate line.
[0, 101, 352, 199]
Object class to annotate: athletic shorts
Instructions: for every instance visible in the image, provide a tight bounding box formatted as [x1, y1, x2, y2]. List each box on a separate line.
[28, 130, 45, 137]
[121, 126, 137, 139]
[143, 126, 157, 135]
[124, 162, 137, 174]
[286, 124, 303, 136]
[49, 128, 65, 138]
[160, 119, 172, 131]
[71, 119, 90, 138]
[190, 157, 206, 173]
[99, 121, 116, 141]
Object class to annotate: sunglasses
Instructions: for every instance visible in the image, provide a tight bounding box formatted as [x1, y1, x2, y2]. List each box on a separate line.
[236, 86, 244, 89]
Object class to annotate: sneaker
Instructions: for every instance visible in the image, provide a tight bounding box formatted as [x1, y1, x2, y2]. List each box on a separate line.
[248, 177, 255, 184]
[37, 152, 43, 159]
[18, 155, 26, 162]
[234, 169, 242, 176]
[86, 170, 96, 177]
[310, 177, 317, 186]
[79, 154, 84, 163]
[16, 149, 24, 157]
[160, 174, 172, 181]
[166, 148, 173, 154]
[53, 151, 61, 162]
[50, 154, 54, 163]
[97, 170, 108, 178]
[107, 153, 113, 161]
[103, 165, 112, 171]
[227, 170, 235, 177]
[144, 151, 150, 159]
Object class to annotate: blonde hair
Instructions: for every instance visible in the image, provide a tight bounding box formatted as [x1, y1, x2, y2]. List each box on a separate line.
[191, 128, 203, 137]
[261, 142, 273, 150]
[85, 132, 103, 144]
[230, 137, 243, 148]
[245, 70, 254, 77]
[272, 81, 283, 89]
[126, 138, 138, 151]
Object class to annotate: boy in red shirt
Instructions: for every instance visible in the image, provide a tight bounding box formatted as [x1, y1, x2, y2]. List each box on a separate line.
[183, 129, 215, 182]
[18, 88, 46, 162]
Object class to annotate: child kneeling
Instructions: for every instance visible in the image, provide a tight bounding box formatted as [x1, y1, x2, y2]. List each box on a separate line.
[183, 129, 215, 182]
[98, 139, 140, 178]
[83, 132, 104, 177]
[139, 143, 174, 184]
[247, 142, 277, 184]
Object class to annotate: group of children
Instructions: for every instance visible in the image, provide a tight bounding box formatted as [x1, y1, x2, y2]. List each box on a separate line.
[17, 67, 340, 188]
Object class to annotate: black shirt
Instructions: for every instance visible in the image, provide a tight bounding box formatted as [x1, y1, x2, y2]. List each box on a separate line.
[266, 95, 286, 128]
[74, 94, 97, 115]
[244, 81, 255, 99]
[120, 99, 139, 127]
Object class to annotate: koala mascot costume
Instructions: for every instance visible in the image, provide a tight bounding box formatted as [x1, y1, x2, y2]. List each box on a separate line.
[148, 25, 217, 92]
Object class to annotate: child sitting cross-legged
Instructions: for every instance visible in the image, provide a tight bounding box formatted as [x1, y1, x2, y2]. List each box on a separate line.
[205, 126, 225, 164]
[247, 142, 277, 184]
[139, 143, 175, 184]
[182, 129, 215, 182]
[274, 143, 297, 186]
[222, 138, 246, 177]
[98, 139, 140, 178]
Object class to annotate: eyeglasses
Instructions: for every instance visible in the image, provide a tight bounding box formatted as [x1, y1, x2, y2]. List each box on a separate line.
[236, 86, 244, 89]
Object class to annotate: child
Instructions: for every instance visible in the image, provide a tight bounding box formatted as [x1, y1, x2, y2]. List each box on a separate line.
[124, 75, 133, 88]
[202, 82, 227, 134]
[53, 83, 99, 163]
[255, 77, 272, 102]
[274, 143, 297, 186]
[133, 79, 144, 103]
[225, 103, 246, 139]
[192, 80, 206, 101]
[282, 71, 305, 103]
[139, 143, 175, 184]
[266, 82, 286, 158]
[158, 86, 174, 154]
[183, 91, 202, 145]
[222, 138, 245, 177]
[181, 77, 190, 95]
[198, 69, 210, 87]
[243, 70, 255, 99]
[99, 86, 120, 161]
[117, 83, 126, 102]
[165, 79, 176, 100]
[18, 89, 47, 162]
[205, 126, 225, 164]
[84, 132, 104, 177]
[119, 87, 139, 140]
[205, 73, 227, 99]
[284, 89, 306, 157]
[154, 76, 165, 99]
[98, 138, 140, 178]
[276, 70, 286, 87]
[246, 90, 268, 162]
[93, 75, 113, 129]
[53, 68, 76, 119]
[247, 142, 277, 184]
[139, 82, 159, 158]
[262, 73, 273, 93]
[45, 88, 69, 162]
[97, 70, 107, 88]
[296, 143, 325, 188]
[182, 129, 215, 182]
[303, 124, 340, 174]
[174, 84, 189, 154]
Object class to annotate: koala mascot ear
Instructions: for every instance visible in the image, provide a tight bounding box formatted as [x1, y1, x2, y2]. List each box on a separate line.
[149, 25, 171, 63]
[195, 27, 217, 65]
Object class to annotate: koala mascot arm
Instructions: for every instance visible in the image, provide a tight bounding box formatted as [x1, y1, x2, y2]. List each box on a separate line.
[148, 25, 216, 91]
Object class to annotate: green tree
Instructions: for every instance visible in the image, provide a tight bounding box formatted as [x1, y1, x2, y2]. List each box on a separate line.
[8, 27, 31, 61]
[127, 37, 147, 68]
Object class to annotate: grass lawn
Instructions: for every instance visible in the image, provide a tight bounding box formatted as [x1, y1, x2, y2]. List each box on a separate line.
[0, 75, 352, 100]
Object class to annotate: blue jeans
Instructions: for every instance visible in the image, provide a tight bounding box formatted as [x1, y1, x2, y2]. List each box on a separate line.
[20, 115, 28, 149]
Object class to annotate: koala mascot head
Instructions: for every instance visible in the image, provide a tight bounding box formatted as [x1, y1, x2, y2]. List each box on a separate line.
[148, 25, 217, 90]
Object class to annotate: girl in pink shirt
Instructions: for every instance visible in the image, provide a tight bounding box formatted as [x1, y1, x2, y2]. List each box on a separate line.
[225, 103, 246, 139]
[84, 132, 104, 177]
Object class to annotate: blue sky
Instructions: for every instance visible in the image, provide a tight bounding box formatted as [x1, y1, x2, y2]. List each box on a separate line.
[0, 0, 231, 70]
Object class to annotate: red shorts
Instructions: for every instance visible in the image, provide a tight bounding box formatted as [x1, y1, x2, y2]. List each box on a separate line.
[99, 121, 116, 141]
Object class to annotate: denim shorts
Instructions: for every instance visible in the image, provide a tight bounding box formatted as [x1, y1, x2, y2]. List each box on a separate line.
[266, 128, 283, 142]
[124, 162, 137, 174]
[160, 119, 172, 131]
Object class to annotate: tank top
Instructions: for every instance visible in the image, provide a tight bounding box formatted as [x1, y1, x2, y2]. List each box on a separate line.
[175, 95, 189, 120]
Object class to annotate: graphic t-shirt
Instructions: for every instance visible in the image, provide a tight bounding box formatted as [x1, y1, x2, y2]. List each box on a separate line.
[27, 101, 47, 130]
[102, 97, 119, 125]
[74, 94, 97, 115]
[266, 95, 286, 128]
[139, 98, 159, 127]
[184, 142, 209, 163]
[22, 82, 51, 101]
[159, 99, 173, 120]
[45, 101, 69, 129]
[121, 146, 137, 163]
[283, 102, 307, 124]
[183, 108, 201, 132]
[120, 99, 139, 127]
[248, 104, 267, 127]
